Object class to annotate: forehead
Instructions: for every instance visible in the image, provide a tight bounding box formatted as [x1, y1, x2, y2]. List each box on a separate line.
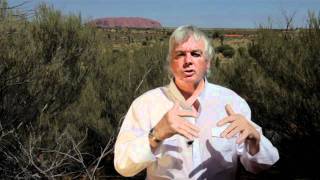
[174, 36, 205, 52]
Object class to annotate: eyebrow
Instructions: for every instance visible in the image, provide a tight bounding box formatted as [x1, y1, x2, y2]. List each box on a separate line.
[174, 49, 203, 54]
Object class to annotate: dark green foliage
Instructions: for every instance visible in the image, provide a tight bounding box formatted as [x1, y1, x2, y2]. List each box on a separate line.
[0, 1, 169, 178]
[0, 2, 108, 178]
[210, 12, 320, 179]
[1, 0, 320, 179]
[237, 46, 247, 57]
[215, 44, 235, 58]
[211, 31, 225, 45]
[211, 31, 222, 39]
[100, 43, 169, 130]
[222, 48, 235, 58]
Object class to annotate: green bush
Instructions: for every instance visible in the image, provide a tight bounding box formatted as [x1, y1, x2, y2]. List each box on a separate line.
[215, 44, 235, 58]
[210, 11, 320, 179]
[0, 2, 109, 178]
[0, 1, 169, 178]
[237, 46, 247, 57]
[212, 31, 222, 39]
[2, 0, 320, 179]
[222, 48, 235, 58]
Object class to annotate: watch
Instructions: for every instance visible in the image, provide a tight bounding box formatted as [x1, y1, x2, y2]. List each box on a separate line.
[148, 127, 162, 143]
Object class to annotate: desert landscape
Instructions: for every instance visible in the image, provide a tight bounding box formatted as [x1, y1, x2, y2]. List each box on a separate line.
[1, 1, 320, 179]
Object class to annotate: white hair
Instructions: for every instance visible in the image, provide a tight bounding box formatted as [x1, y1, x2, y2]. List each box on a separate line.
[166, 25, 214, 63]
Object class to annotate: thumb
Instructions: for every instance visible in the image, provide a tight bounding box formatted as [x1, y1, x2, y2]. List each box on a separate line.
[225, 104, 235, 116]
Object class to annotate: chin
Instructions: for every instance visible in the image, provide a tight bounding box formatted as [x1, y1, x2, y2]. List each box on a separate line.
[183, 76, 201, 84]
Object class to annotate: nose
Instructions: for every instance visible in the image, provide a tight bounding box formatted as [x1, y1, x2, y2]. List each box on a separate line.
[184, 52, 193, 64]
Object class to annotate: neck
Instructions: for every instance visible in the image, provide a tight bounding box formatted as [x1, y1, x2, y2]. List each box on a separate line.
[174, 79, 204, 100]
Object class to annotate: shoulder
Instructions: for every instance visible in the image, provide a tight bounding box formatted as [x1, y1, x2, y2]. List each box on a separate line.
[129, 87, 172, 125]
[131, 87, 167, 107]
[206, 82, 241, 99]
[206, 82, 251, 112]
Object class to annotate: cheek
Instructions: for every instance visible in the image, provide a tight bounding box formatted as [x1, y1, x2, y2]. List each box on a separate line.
[170, 61, 182, 73]
[196, 61, 208, 71]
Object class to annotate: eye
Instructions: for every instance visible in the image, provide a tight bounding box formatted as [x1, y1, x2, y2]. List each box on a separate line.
[175, 52, 186, 58]
[191, 51, 202, 57]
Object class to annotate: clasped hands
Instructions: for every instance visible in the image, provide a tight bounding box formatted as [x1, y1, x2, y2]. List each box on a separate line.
[153, 103, 260, 155]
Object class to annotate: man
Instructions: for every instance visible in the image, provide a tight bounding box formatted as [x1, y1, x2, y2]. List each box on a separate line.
[114, 25, 279, 180]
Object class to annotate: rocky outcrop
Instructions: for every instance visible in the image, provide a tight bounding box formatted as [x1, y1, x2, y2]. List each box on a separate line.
[91, 17, 162, 28]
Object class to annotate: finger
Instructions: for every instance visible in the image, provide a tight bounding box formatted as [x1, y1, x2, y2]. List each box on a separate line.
[220, 122, 237, 138]
[217, 116, 236, 126]
[178, 120, 200, 137]
[225, 126, 242, 139]
[225, 104, 236, 116]
[176, 126, 194, 140]
[182, 117, 200, 131]
[236, 129, 249, 144]
[181, 120, 200, 137]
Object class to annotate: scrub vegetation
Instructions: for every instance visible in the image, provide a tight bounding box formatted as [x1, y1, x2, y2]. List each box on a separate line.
[0, 1, 319, 179]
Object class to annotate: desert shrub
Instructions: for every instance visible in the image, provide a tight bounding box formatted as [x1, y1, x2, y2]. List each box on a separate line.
[4, 0, 319, 179]
[237, 46, 247, 57]
[209, 11, 320, 179]
[215, 44, 235, 58]
[0, 2, 113, 178]
[0, 1, 169, 178]
[212, 31, 222, 39]
[222, 48, 235, 58]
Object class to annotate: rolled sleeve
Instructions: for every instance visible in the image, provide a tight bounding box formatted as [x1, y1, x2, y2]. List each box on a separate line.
[114, 131, 156, 177]
[114, 97, 157, 177]
[236, 96, 279, 173]
[237, 131, 280, 173]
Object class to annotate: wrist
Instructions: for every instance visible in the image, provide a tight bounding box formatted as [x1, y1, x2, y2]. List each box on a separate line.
[246, 137, 260, 155]
[148, 127, 162, 151]
[149, 127, 162, 143]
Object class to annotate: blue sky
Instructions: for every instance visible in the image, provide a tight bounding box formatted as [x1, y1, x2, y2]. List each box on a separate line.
[9, 0, 320, 28]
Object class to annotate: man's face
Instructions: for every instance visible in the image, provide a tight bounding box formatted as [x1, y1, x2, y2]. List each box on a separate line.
[170, 36, 210, 87]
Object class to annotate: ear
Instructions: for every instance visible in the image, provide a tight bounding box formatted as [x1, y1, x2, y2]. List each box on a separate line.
[206, 59, 211, 70]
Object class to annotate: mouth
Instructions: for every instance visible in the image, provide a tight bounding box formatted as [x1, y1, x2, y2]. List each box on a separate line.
[183, 69, 195, 77]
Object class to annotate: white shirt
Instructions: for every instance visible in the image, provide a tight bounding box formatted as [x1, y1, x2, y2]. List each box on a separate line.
[114, 79, 279, 180]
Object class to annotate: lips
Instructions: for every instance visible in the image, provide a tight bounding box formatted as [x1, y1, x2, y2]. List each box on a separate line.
[183, 69, 195, 77]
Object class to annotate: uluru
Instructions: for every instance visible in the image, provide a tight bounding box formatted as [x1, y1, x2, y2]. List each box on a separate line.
[91, 17, 162, 28]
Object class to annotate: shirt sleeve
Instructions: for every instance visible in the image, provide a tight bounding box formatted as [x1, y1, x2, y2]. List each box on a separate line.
[236, 98, 280, 174]
[113, 98, 157, 177]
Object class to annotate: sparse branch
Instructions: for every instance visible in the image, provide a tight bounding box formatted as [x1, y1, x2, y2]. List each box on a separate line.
[90, 132, 116, 177]
[281, 9, 297, 30]
[134, 66, 153, 94]
[1, 1, 30, 10]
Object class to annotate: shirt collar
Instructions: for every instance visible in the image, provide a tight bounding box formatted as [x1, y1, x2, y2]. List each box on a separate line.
[166, 78, 207, 109]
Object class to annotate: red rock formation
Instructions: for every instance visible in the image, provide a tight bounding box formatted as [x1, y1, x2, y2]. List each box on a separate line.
[91, 17, 162, 28]
[223, 34, 244, 38]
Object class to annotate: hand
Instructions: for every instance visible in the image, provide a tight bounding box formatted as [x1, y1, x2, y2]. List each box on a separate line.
[155, 103, 200, 141]
[217, 104, 260, 155]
